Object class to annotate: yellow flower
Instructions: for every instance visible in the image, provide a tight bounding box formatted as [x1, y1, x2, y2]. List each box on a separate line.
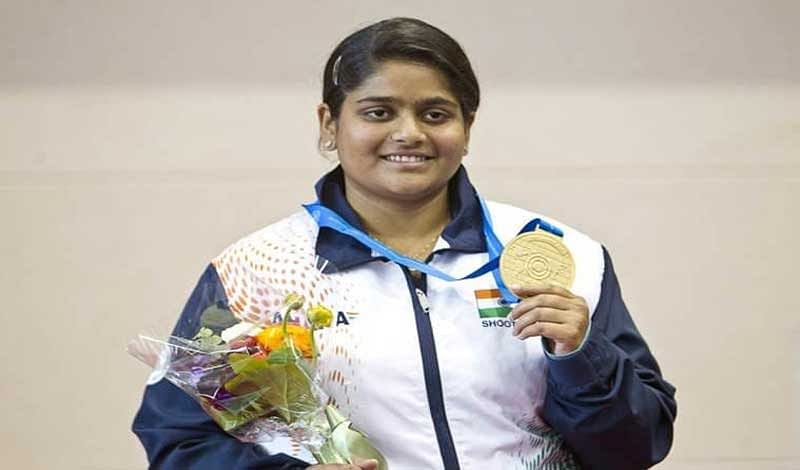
[283, 292, 305, 311]
[308, 304, 333, 329]
[256, 324, 313, 358]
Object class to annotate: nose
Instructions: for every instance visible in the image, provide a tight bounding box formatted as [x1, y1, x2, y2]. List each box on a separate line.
[390, 114, 425, 146]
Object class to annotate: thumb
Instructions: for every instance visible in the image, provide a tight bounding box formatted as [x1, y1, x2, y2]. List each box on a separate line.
[353, 458, 379, 470]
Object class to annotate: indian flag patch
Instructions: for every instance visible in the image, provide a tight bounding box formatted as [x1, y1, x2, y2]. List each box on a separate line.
[474, 289, 512, 318]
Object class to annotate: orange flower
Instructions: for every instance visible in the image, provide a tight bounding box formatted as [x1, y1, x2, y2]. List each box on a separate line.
[256, 324, 313, 358]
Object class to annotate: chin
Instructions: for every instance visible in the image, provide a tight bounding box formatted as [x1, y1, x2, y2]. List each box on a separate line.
[383, 183, 447, 203]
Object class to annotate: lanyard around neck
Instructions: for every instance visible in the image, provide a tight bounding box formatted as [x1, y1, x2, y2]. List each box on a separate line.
[303, 197, 564, 304]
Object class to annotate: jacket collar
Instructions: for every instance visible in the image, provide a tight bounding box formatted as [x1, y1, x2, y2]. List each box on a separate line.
[313, 165, 486, 272]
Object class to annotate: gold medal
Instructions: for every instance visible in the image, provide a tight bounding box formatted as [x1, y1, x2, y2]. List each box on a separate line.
[499, 231, 575, 289]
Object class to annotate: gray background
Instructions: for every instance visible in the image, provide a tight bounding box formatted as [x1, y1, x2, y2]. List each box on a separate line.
[1, 1, 798, 468]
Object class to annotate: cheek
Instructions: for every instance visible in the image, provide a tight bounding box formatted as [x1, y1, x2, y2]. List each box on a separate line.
[434, 127, 468, 155]
[338, 122, 385, 153]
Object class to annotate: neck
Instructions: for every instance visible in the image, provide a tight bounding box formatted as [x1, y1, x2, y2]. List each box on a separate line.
[343, 181, 451, 251]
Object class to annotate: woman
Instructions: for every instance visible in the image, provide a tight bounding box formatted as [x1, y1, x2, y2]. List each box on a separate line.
[133, 18, 676, 470]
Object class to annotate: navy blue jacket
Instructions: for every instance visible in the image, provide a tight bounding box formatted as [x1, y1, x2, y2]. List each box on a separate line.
[133, 167, 676, 469]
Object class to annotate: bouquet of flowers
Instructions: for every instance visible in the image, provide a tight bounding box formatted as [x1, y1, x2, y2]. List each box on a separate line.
[129, 291, 387, 468]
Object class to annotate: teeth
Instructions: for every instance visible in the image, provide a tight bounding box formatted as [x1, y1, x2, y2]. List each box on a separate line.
[385, 155, 428, 163]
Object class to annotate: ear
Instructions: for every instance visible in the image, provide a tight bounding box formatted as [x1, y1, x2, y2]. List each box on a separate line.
[463, 111, 476, 154]
[317, 103, 338, 147]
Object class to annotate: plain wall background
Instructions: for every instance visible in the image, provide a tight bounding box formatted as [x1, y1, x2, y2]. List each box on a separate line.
[1, 1, 798, 468]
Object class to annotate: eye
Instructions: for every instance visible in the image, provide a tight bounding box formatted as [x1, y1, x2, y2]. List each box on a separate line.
[422, 109, 451, 123]
[362, 107, 393, 121]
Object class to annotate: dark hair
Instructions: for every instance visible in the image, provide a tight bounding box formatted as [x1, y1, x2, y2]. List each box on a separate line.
[322, 18, 480, 121]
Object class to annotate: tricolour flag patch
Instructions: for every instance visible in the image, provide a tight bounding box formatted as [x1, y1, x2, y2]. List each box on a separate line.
[474, 289, 512, 318]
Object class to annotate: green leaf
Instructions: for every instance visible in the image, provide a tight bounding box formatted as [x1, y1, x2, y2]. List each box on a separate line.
[223, 357, 318, 424]
[202, 396, 268, 432]
[258, 362, 319, 423]
[200, 304, 238, 332]
[324, 405, 389, 469]
[194, 327, 215, 339]
[228, 353, 253, 374]
[190, 327, 224, 349]
[266, 346, 300, 365]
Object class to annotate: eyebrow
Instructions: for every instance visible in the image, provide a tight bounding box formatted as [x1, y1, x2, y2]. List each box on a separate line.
[355, 96, 458, 107]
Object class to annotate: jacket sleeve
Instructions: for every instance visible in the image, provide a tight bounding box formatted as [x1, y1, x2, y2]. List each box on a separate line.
[543, 247, 677, 469]
[131, 264, 311, 470]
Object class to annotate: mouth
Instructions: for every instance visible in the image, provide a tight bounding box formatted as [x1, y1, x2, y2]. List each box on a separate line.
[381, 154, 434, 163]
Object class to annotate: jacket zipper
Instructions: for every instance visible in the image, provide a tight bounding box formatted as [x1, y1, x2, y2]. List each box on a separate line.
[403, 269, 461, 470]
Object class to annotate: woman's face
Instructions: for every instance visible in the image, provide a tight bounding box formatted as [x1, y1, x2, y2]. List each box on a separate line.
[319, 60, 472, 206]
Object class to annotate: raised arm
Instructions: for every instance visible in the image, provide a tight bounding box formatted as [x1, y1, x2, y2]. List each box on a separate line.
[543, 248, 677, 469]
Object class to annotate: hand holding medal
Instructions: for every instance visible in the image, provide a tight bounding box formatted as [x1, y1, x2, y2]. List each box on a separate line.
[500, 230, 590, 355]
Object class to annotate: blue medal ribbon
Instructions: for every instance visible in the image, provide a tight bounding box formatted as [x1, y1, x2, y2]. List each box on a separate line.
[303, 198, 564, 304]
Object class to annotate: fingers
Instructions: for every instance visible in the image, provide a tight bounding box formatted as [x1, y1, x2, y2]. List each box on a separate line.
[509, 294, 574, 321]
[354, 459, 379, 470]
[514, 320, 582, 343]
[510, 283, 575, 299]
[511, 307, 564, 335]
[507, 284, 589, 349]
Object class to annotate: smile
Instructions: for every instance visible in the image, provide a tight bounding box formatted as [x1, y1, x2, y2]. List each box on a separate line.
[382, 154, 433, 163]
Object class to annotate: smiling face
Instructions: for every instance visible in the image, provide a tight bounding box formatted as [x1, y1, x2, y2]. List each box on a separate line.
[318, 60, 473, 207]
